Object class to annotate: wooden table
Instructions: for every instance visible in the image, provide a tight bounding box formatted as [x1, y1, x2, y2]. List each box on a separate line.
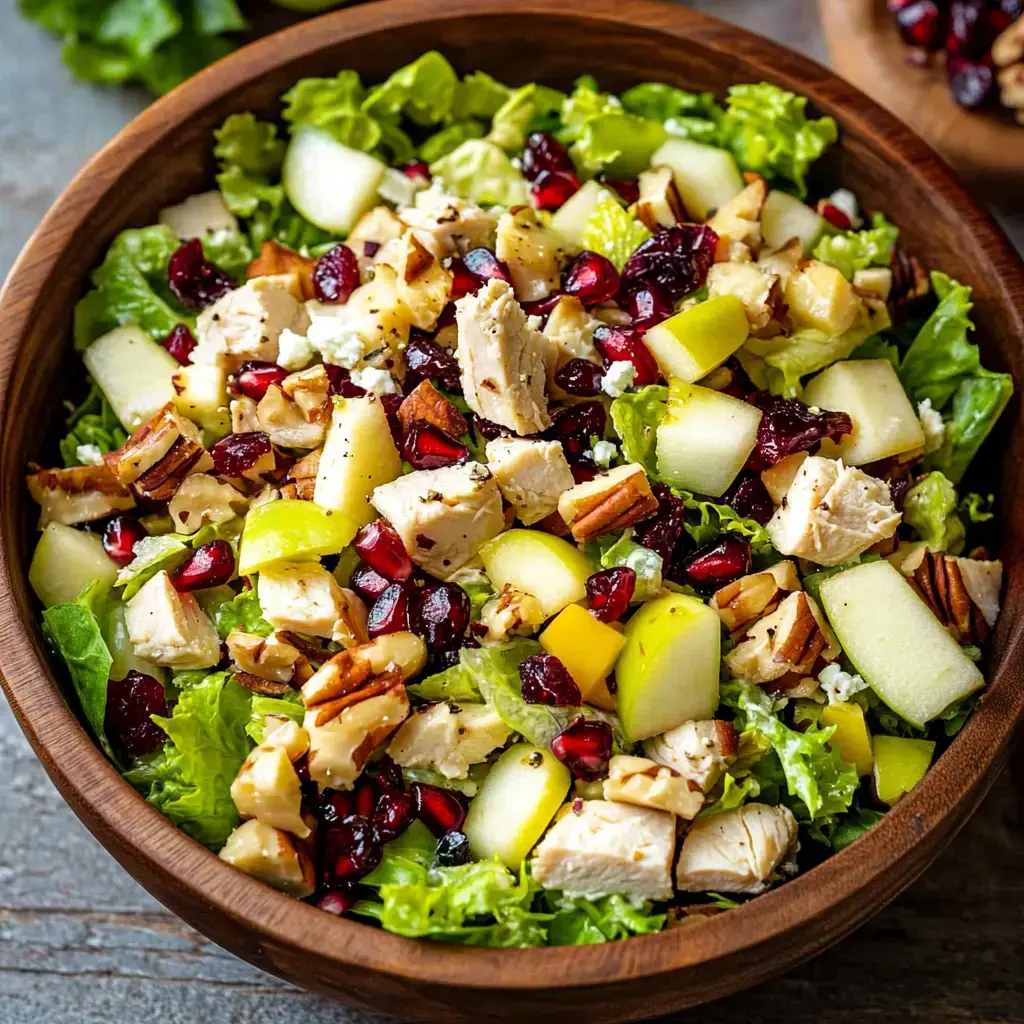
[1, 2, 1021, 1021]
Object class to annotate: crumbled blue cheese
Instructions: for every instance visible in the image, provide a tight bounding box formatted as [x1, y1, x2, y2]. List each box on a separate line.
[818, 663, 868, 704]
[350, 367, 399, 395]
[590, 439, 618, 468]
[828, 188, 862, 228]
[75, 444, 104, 466]
[917, 399, 945, 454]
[306, 315, 364, 368]
[601, 360, 636, 398]
[277, 328, 314, 372]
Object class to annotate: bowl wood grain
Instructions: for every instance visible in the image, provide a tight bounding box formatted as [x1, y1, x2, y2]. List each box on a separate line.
[1, 2, 1023, 1021]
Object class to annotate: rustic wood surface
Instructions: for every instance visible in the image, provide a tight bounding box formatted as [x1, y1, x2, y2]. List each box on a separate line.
[0, 1, 1022, 1021]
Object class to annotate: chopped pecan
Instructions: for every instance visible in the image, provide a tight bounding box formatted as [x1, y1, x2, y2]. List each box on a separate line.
[310, 668, 405, 727]
[635, 166, 686, 232]
[247, 241, 316, 300]
[282, 448, 321, 501]
[233, 670, 295, 697]
[711, 560, 801, 637]
[227, 629, 312, 687]
[256, 384, 326, 449]
[275, 629, 333, 664]
[888, 246, 931, 323]
[908, 552, 990, 645]
[557, 464, 659, 543]
[397, 380, 468, 438]
[27, 464, 135, 526]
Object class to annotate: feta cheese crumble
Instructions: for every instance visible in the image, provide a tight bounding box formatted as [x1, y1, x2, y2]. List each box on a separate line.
[917, 399, 946, 454]
[601, 360, 636, 398]
[590, 439, 618, 469]
[75, 444, 104, 466]
[350, 367, 399, 395]
[818, 663, 869, 704]
[306, 315, 365, 368]
[277, 328, 314, 371]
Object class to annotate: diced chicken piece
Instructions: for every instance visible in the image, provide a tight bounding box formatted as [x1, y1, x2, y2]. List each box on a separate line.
[707, 178, 768, 261]
[257, 562, 368, 644]
[193, 276, 310, 369]
[495, 207, 566, 302]
[377, 231, 452, 331]
[230, 396, 260, 434]
[485, 438, 574, 525]
[644, 720, 739, 794]
[388, 703, 510, 779]
[676, 803, 799, 894]
[761, 451, 808, 505]
[399, 189, 497, 260]
[124, 570, 220, 669]
[455, 280, 552, 435]
[255, 384, 326, 449]
[531, 800, 676, 901]
[956, 557, 1003, 628]
[26, 464, 134, 527]
[168, 474, 248, 534]
[707, 260, 781, 333]
[371, 463, 505, 579]
[635, 166, 685, 232]
[603, 755, 704, 819]
[231, 719, 310, 837]
[347, 206, 406, 281]
[767, 456, 901, 566]
[542, 296, 603, 387]
[219, 819, 315, 897]
[158, 190, 238, 239]
[710, 560, 802, 636]
[557, 464, 659, 543]
[479, 584, 546, 644]
[227, 630, 311, 685]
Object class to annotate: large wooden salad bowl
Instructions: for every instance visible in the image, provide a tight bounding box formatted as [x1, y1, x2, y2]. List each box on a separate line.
[0, 1, 1022, 1020]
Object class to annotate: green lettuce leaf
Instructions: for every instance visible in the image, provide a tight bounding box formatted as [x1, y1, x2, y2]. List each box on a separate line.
[571, 112, 667, 178]
[59, 381, 129, 466]
[214, 112, 286, 177]
[245, 691, 304, 744]
[543, 892, 665, 945]
[580, 198, 651, 271]
[114, 535, 189, 600]
[828, 806, 886, 851]
[488, 83, 564, 152]
[198, 585, 272, 639]
[680, 494, 776, 562]
[429, 139, 529, 207]
[620, 83, 723, 137]
[812, 212, 899, 280]
[282, 70, 381, 150]
[363, 51, 458, 127]
[452, 71, 512, 121]
[903, 471, 965, 553]
[201, 228, 253, 282]
[419, 120, 486, 163]
[609, 385, 668, 475]
[588, 532, 663, 601]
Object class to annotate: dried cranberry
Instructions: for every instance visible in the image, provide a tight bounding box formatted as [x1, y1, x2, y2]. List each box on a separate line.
[622, 225, 718, 302]
[354, 520, 412, 582]
[593, 325, 660, 386]
[675, 536, 751, 591]
[551, 718, 613, 781]
[234, 361, 289, 401]
[317, 889, 357, 916]
[102, 514, 147, 567]
[448, 257, 482, 302]
[105, 670, 167, 756]
[378, 393, 404, 446]
[411, 583, 471, 651]
[586, 568, 636, 622]
[412, 783, 466, 835]
[546, 400, 607, 441]
[621, 281, 673, 331]
[633, 484, 688, 563]
[169, 540, 235, 592]
[210, 431, 273, 477]
[746, 394, 853, 471]
[724, 474, 775, 525]
[554, 358, 605, 397]
[463, 248, 511, 285]
[718, 358, 757, 401]
[531, 169, 580, 211]
[893, 0, 945, 47]
[604, 178, 640, 205]
[947, 57, 995, 108]
[350, 565, 393, 602]
[571, 465, 598, 484]
[367, 583, 411, 637]
[161, 324, 197, 365]
[562, 251, 621, 306]
[434, 830, 472, 867]
[314, 787, 354, 826]
[323, 817, 382, 883]
[402, 424, 469, 470]
[405, 334, 462, 393]
[401, 159, 431, 183]
[473, 416, 515, 442]
[324, 364, 366, 398]
[167, 239, 235, 309]
[312, 244, 360, 304]
[561, 434, 596, 468]
[519, 654, 583, 706]
[521, 132, 574, 181]
[373, 788, 416, 841]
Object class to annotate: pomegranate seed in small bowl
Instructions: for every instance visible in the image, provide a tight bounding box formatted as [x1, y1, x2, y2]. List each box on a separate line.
[161, 324, 197, 365]
[412, 782, 467, 835]
[233, 361, 290, 401]
[402, 424, 469, 470]
[354, 520, 412, 582]
[312, 244, 360, 303]
[586, 567, 637, 623]
[168, 540, 236, 592]
[167, 238, 235, 309]
[551, 717, 613, 780]
[102, 514, 147, 567]
[562, 250, 621, 306]
[519, 654, 582, 706]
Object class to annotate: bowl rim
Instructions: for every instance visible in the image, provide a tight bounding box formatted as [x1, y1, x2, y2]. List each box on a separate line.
[1, 0, 1023, 998]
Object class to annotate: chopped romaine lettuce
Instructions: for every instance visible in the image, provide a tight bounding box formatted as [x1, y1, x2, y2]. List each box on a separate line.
[903, 471, 965, 553]
[200, 585, 272, 640]
[362, 51, 458, 127]
[580, 199, 651, 271]
[812, 212, 899, 280]
[200, 228, 253, 282]
[609, 385, 668, 476]
[245, 691, 304, 744]
[420, 121, 486, 163]
[588, 532, 663, 601]
[488, 84, 564, 152]
[429, 139, 529, 207]
[115, 535, 189, 600]
[543, 892, 665, 945]
[452, 71, 512, 121]
[59, 381, 128, 467]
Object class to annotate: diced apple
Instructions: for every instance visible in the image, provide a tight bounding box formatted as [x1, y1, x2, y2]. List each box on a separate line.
[103, 603, 165, 683]
[761, 190, 826, 254]
[820, 702, 873, 776]
[479, 529, 592, 619]
[172, 362, 230, 435]
[819, 560, 984, 728]
[82, 324, 178, 431]
[237, 499, 357, 575]
[872, 735, 935, 806]
[656, 380, 763, 496]
[644, 295, 749, 383]
[551, 180, 615, 251]
[540, 603, 626, 704]
[616, 592, 721, 741]
[802, 359, 926, 466]
[649, 139, 744, 220]
[462, 742, 571, 869]
[29, 522, 118, 607]
[313, 396, 403, 528]
[784, 259, 862, 335]
[283, 126, 387, 235]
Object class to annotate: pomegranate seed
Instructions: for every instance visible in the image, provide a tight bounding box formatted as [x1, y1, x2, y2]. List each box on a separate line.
[368, 583, 411, 637]
[463, 247, 512, 285]
[473, 416, 516, 442]
[354, 520, 412, 582]
[519, 654, 582, 706]
[633, 484, 688, 563]
[593, 325, 660, 386]
[521, 132, 574, 181]
[102, 514, 147, 567]
[412, 783, 466, 835]
[675, 536, 751, 591]
[571, 465, 598, 484]
[168, 238, 235, 309]
[210, 431, 273, 477]
[375, 755, 405, 791]
[892, 0, 944, 47]
[521, 292, 565, 319]
[586, 568, 637, 622]
[724, 474, 775, 525]
[314, 787, 354, 826]
[946, 0, 992, 57]
[562, 251, 621, 306]
[546, 400, 607, 441]
[401, 159, 431, 183]
[354, 778, 378, 819]
[551, 718, 613, 780]
[324, 364, 366, 398]
[402, 424, 469, 470]
[349, 565, 392, 603]
[531, 169, 580, 211]
[405, 333, 462, 393]
[621, 281, 673, 331]
[105, 670, 167, 756]
[317, 889, 357, 915]
[373, 788, 416, 841]
[554, 358, 606, 396]
[448, 257, 482, 302]
[312, 244, 360, 304]
[947, 57, 995, 108]
[411, 583, 471, 651]
[604, 178, 640, 205]
[161, 324, 197, 365]
[234, 361, 289, 401]
[379, 393, 404, 446]
[746, 394, 853, 470]
[622, 224, 718, 301]
[818, 202, 852, 231]
[323, 818, 382, 882]
[434, 830, 471, 867]
[169, 540, 235, 592]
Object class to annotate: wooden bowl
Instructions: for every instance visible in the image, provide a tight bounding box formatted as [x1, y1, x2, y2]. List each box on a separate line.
[1, 1, 1023, 1019]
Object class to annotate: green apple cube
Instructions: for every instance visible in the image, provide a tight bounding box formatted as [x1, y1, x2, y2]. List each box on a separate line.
[171, 363, 230, 435]
[480, 529, 592, 619]
[283, 126, 386, 234]
[616, 592, 721, 741]
[819, 560, 984, 728]
[643, 295, 749, 383]
[82, 324, 178, 432]
[655, 380, 763, 496]
[761, 190, 826, 253]
[649, 139, 743, 220]
[29, 522, 118, 608]
[551, 180, 615, 251]
[462, 743, 571, 869]
[237, 499, 357, 575]
[803, 359, 926, 466]
[872, 735, 935, 806]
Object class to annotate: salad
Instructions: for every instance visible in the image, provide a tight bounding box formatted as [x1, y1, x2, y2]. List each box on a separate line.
[26, 52, 1011, 949]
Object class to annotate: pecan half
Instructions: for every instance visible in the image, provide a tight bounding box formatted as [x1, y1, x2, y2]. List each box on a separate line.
[558, 464, 659, 543]
[26, 464, 135, 526]
[310, 668, 405, 727]
[711, 560, 801, 637]
[909, 552, 989, 645]
[889, 246, 931, 323]
[233, 670, 295, 697]
[397, 380, 468, 438]
[247, 241, 316, 300]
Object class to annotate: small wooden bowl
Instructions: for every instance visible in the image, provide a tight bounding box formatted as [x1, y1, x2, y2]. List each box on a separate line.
[1, 2, 1023, 1019]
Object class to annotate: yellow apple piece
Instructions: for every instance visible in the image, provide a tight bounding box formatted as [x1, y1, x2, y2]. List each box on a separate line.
[872, 735, 935, 806]
[784, 259, 863, 335]
[540, 603, 626, 704]
[820, 701, 873, 776]
[237, 499, 356, 575]
[643, 295, 749, 384]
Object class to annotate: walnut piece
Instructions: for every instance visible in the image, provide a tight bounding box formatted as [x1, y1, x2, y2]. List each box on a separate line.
[711, 560, 802, 637]
[397, 380, 468, 439]
[635, 166, 686, 232]
[27, 464, 135, 526]
[281, 449, 320, 501]
[557, 464, 659, 542]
